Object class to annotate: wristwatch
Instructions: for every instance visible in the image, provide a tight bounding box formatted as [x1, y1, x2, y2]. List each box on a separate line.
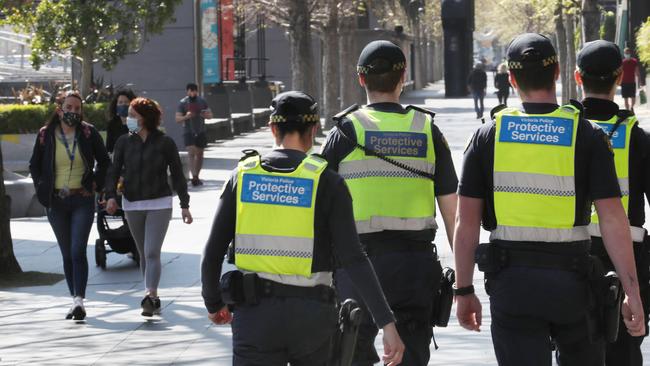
[453, 284, 475, 296]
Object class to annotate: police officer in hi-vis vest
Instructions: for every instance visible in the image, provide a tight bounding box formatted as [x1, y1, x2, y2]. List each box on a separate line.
[321, 40, 459, 365]
[200, 91, 404, 366]
[574, 40, 650, 366]
[453, 33, 646, 365]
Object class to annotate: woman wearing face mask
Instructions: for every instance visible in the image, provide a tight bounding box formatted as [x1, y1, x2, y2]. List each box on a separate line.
[29, 91, 111, 321]
[106, 89, 136, 154]
[105, 97, 192, 317]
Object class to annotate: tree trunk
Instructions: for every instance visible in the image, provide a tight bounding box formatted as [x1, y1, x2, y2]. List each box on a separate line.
[581, 0, 600, 43]
[288, 0, 317, 97]
[322, 0, 339, 129]
[80, 48, 94, 99]
[565, 12, 578, 101]
[411, 18, 425, 89]
[555, 1, 569, 104]
[0, 142, 22, 275]
[339, 15, 362, 108]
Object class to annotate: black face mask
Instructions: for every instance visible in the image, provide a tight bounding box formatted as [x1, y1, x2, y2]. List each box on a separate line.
[61, 111, 82, 127]
[189, 95, 197, 102]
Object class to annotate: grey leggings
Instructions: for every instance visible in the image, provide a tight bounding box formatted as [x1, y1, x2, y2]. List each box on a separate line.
[124, 209, 172, 291]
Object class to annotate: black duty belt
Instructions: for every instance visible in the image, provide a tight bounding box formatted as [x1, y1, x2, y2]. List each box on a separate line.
[476, 242, 592, 274]
[506, 249, 591, 273]
[253, 277, 336, 304]
[364, 240, 436, 257]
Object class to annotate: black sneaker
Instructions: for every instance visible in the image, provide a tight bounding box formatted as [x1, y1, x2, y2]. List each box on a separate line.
[71, 305, 86, 321]
[153, 297, 161, 315]
[141, 295, 154, 316]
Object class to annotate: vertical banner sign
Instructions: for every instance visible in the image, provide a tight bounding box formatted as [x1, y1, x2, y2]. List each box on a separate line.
[201, 0, 220, 84]
[221, 0, 235, 80]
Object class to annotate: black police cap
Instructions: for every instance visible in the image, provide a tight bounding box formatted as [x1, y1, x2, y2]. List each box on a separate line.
[506, 33, 558, 70]
[577, 40, 622, 79]
[357, 40, 406, 75]
[269, 91, 319, 124]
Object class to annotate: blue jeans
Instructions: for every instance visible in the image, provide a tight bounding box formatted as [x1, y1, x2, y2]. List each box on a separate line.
[47, 194, 95, 297]
[472, 90, 485, 117]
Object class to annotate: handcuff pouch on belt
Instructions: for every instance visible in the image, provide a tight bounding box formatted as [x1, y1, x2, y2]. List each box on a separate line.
[431, 267, 455, 327]
[220, 270, 246, 305]
[220, 271, 261, 306]
[475, 243, 509, 273]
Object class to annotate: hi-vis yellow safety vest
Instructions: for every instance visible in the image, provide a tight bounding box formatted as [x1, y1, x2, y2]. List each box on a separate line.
[235, 154, 327, 285]
[338, 107, 436, 234]
[588, 115, 645, 242]
[492, 105, 589, 242]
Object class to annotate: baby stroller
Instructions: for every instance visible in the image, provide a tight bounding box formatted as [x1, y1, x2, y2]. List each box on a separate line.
[95, 196, 139, 269]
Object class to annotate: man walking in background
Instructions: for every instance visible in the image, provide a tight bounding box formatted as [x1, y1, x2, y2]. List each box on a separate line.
[176, 83, 213, 186]
[468, 63, 487, 119]
[621, 48, 642, 112]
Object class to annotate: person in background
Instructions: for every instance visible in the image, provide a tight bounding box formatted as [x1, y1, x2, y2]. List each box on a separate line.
[106, 97, 193, 317]
[175, 83, 213, 187]
[106, 89, 136, 154]
[621, 47, 642, 112]
[494, 63, 512, 106]
[29, 91, 111, 321]
[468, 63, 488, 119]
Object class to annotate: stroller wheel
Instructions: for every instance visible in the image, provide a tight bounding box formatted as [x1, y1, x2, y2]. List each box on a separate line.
[95, 239, 107, 269]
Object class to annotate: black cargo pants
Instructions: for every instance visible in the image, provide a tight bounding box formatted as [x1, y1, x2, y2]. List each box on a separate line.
[335, 249, 442, 366]
[231, 296, 338, 366]
[487, 266, 605, 366]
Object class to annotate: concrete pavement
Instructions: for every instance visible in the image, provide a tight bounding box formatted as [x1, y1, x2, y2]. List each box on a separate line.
[2, 79, 650, 365]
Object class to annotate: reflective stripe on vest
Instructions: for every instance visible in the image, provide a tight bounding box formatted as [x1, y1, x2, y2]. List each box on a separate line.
[587, 223, 646, 243]
[590, 115, 637, 233]
[234, 154, 327, 283]
[492, 105, 589, 242]
[339, 108, 437, 234]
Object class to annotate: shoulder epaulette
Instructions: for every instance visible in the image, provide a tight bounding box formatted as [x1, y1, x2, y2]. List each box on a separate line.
[490, 104, 508, 120]
[239, 149, 259, 162]
[333, 104, 359, 122]
[406, 105, 436, 119]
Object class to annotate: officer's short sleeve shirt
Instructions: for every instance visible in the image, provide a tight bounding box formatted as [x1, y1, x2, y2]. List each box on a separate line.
[458, 102, 621, 230]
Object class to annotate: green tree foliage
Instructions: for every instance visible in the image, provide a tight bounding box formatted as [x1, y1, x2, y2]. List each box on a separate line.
[637, 17, 650, 69]
[0, 0, 183, 97]
[475, 0, 555, 43]
[600, 11, 616, 42]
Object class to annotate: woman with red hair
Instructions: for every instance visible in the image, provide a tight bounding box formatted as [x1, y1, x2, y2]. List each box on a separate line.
[105, 97, 193, 317]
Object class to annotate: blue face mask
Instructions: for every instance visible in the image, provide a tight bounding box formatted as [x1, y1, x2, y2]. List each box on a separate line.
[116, 105, 129, 118]
[126, 117, 140, 132]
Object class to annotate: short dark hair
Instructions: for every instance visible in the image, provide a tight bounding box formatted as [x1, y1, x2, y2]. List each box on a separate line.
[580, 69, 620, 95]
[272, 120, 317, 141]
[186, 83, 198, 91]
[510, 65, 556, 92]
[364, 70, 403, 93]
[130, 97, 162, 131]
